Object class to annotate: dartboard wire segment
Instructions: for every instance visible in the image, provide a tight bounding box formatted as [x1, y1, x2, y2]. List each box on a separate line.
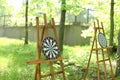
[42, 37, 60, 59]
[98, 32, 107, 48]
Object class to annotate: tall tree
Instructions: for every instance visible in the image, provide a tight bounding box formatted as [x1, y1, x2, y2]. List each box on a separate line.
[24, 0, 29, 44]
[109, 0, 114, 54]
[59, 0, 66, 52]
[115, 29, 120, 77]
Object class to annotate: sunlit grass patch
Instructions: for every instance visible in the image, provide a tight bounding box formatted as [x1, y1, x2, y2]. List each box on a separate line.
[0, 37, 24, 46]
[63, 45, 90, 64]
[0, 57, 10, 71]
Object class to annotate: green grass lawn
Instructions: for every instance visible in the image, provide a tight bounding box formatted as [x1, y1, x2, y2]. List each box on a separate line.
[0, 37, 119, 80]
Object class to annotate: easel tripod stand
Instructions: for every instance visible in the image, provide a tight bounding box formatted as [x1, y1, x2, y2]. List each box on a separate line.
[27, 14, 66, 80]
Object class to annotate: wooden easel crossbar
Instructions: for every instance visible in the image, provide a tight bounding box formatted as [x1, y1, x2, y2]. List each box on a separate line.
[84, 19, 114, 80]
[27, 14, 66, 80]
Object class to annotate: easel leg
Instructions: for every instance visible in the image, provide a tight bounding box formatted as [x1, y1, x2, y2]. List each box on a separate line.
[84, 52, 92, 80]
[34, 64, 41, 80]
[50, 62, 55, 80]
[101, 50, 108, 80]
[59, 60, 66, 80]
[107, 49, 114, 79]
[34, 65, 37, 80]
[96, 52, 100, 80]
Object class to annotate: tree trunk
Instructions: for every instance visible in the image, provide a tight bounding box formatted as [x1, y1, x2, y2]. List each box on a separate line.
[115, 29, 120, 77]
[59, 0, 66, 52]
[109, 0, 114, 54]
[25, 0, 28, 44]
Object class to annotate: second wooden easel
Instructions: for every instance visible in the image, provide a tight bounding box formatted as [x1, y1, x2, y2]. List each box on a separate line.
[84, 19, 114, 80]
[27, 14, 66, 80]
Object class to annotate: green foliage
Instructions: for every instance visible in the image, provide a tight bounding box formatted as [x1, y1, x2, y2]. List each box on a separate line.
[27, 0, 60, 19]
[115, 74, 120, 80]
[0, 0, 14, 15]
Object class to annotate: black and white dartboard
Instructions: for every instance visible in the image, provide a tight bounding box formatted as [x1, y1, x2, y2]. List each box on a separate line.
[98, 32, 107, 48]
[41, 37, 60, 59]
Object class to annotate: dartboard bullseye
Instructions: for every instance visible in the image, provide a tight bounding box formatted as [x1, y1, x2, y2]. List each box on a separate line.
[42, 37, 60, 59]
[98, 32, 107, 48]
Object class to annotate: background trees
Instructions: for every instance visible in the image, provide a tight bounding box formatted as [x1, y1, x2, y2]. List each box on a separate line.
[24, 0, 29, 44]
[115, 29, 120, 77]
[59, 0, 66, 52]
[1, 0, 120, 51]
[110, 0, 115, 54]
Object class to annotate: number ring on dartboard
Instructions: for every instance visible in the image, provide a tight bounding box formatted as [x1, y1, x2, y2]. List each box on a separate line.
[98, 32, 107, 48]
[41, 37, 60, 59]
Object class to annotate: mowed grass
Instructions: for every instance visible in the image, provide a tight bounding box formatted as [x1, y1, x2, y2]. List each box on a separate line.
[0, 37, 119, 80]
[0, 38, 37, 80]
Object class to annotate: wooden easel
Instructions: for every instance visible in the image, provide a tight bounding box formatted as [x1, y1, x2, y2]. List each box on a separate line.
[84, 20, 114, 80]
[27, 14, 66, 80]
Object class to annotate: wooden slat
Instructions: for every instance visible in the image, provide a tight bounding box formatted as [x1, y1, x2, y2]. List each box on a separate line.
[36, 25, 53, 29]
[93, 46, 112, 50]
[94, 27, 103, 29]
[27, 57, 67, 65]
[98, 59, 109, 63]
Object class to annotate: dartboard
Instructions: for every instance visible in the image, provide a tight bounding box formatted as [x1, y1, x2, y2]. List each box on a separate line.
[98, 32, 107, 48]
[41, 37, 60, 59]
